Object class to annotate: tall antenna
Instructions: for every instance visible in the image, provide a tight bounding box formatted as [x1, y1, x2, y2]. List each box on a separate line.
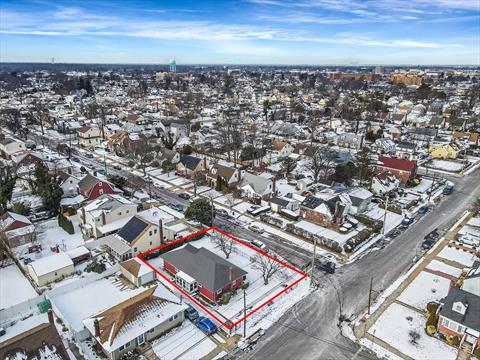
[169, 58, 176, 73]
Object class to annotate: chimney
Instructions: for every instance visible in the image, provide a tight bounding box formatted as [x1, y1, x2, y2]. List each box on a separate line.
[101, 211, 106, 226]
[159, 218, 164, 244]
[47, 309, 54, 324]
[228, 266, 233, 282]
[272, 176, 276, 196]
[94, 319, 100, 337]
[333, 200, 342, 223]
[82, 207, 86, 223]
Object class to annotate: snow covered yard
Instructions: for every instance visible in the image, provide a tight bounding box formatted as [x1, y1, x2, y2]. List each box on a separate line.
[0, 264, 38, 309]
[397, 271, 452, 310]
[369, 303, 457, 360]
[14, 216, 85, 263]
[428, 159, 465, 173]
[152, 321, 217, 360]
[425, 260, 463, 278]
[437, 246, 478, 267]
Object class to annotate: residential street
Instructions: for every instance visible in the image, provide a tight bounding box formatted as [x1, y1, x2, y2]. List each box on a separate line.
[241, 167, 480, 360]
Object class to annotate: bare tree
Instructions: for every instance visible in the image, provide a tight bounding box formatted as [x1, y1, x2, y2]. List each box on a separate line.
[30, 101, 49, 135]
[309, 146, 337, 183]
[212, 233, 236, 259]
[130, 137, 153, 176]
[160, 132, 179, 150]
[251, 253, 283, 285]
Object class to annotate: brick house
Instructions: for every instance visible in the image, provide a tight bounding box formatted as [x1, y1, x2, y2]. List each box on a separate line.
[374, 155, 417, 184]
[77, 174, 119, 201]
[300, 195, 350, 231]
[437, 287, 480, 351]
[162, 244, 247, 302]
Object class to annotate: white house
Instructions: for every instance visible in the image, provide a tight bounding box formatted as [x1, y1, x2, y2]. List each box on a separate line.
[77, 126, 102, 148]
[0, 138, 26, 159]
[28, 253, 75, 287]
[120, 257, 155, 287]
[78, 194, 138, 239]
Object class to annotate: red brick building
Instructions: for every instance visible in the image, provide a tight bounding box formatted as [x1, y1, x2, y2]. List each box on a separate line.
[374, 155, 417, 184]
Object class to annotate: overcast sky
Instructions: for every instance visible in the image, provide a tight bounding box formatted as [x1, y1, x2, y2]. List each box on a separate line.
[1, 0, 479, 65]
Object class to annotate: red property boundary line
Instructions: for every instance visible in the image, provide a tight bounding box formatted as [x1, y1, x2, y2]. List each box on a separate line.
[137, 226, 308, 330]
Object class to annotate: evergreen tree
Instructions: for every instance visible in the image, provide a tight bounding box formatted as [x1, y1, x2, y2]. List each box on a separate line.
[356, 147, 373, 182]
[0, 165, 17, 215]
[185, 198, 214, 226]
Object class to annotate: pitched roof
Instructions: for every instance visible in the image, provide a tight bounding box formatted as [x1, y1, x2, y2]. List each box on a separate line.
[377, 155, 417, 172]
[78, 174, 102, 193]
[90, 286, 180, 347]
[162, 244, 247, 292]
[440, 287, 480, 332]
[117, 216, 149, 243]
[179, 155, 202, 170]
[270, 196, 290, 207]
[0, 322, 68, 360]
[208, 164, 236, 180]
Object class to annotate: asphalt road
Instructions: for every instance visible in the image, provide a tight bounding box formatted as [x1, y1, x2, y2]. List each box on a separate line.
[241, 166, 480, 360]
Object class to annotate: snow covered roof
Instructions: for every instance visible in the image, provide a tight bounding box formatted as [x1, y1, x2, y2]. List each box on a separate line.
[83, 285, 185, 352]
[28, 253, 73, 277]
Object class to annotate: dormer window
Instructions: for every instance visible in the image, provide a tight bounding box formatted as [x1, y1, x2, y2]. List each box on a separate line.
[453, 301, 467, 315]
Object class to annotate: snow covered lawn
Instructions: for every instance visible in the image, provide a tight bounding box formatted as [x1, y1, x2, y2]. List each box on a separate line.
[397, 271, 452, 310]
[437, 247, 478, 267]
[428, 159, 465, 173]
[0, 264, 38, 309]
[425, 260, 463, 278]
[152, 321, 217, 360]
[369, 303, 457, 360]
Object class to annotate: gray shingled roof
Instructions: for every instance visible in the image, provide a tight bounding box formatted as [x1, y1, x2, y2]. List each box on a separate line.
[162, 244, 247, 292]
[439, 287, 480, 332]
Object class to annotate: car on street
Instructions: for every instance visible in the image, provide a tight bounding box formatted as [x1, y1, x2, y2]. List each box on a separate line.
[315, 259, 336, 274]
[421, 237, 437, 250]
[85, 153, 95, 159]
[249, 239, 267, 251]
[71, 156, 80, 162]
[184, 305, 199, 321]
[168, 203, 184, 212]
[113, 165, 122, 170]
[216, 208, 232, 219]
[402, 216, 414, 226]
[418, 205, 429, 214]
[248, 224, 264, 234]
[178, 192, 191, 200]
[195, 316, 217, 335]
[443, 184, 454, 195]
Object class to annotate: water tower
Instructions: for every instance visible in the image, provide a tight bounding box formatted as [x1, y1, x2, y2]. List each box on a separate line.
[169, 58, 176, 73]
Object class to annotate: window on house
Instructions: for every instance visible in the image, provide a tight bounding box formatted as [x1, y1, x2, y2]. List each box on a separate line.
[149, 230, 152, 236]
[455, 304, 463, 313]
[126, 210, 129, 214]
[443, 318, 450, 329]
[217, 289, 222, 295]
[169, 316, 174, 322]
[118, 212, 122, 216]
[99, 189, 104, 195]
[457, 325, 465, 333]
[154, 229, 157, 234]
[150, 241, 152, 246]
[148, 328, 154, 333]
[174, 314, 178, 319]
[133, 247, 137, 252]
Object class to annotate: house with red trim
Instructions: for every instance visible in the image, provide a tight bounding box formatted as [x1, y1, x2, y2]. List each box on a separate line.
[437, 286, 480, 351]
[77, 174, 119, 201]
[0, 211, 36, 247]
[162, 244, 247, 302]
[374, 155, 418, 184]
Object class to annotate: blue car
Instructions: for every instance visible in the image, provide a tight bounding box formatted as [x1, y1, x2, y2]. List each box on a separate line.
[418, 205, 429, 214]
[195, 316, 218, 335]
[184, 305, 199, 321]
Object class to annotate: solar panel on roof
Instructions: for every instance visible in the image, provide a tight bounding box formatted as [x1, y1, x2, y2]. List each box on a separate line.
[117, 217, 148, 243]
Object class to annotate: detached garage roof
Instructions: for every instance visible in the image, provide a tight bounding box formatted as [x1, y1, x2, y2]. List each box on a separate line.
[29, 253, 73, 277]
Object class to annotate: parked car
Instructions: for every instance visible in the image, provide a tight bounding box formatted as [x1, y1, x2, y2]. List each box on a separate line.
[168, 203, 184, 212]
[424, 228, 439, 240]
[248, 224, 264, 234]
[71, 156, 80, 162]
[402, 217, 414, 226]
[178, 192, 191, 200]
[113, 165, 122, 170]
[249, 239, 267, 251]
[315, 259, 336, 274]
[195, 316, 218, 335]
[421, 237, 437, 250]
[85, 153, 94, 159]
[184, 305, 199, 321]
[216, 209, 231, 218]
[418, 205, 429, 215]
[443, 184, 454, 195]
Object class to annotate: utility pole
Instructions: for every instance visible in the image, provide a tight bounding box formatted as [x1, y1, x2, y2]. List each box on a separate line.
[368, 277, 373, 315]
[428, 171, 436, 202]
[210, 196, 214, 225]
[382, 195, 389, 235]
[104, 153, 107, 176]
[243, 289, 247, 338]
[310, 238, 317, 286]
